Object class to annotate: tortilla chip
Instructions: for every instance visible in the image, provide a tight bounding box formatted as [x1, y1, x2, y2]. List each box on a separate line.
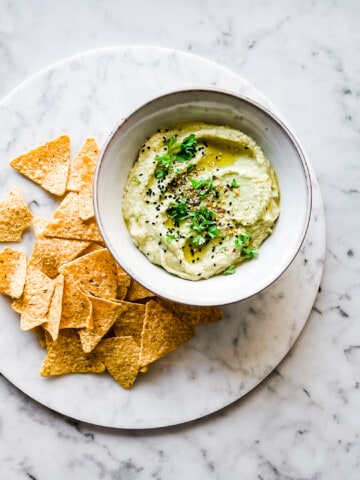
[0, 248, 27, 298]
[10, 135, 70, 196]
[117, 270, 131, 300]
[42, 274, 64, 341]
[126, 279, 156, 302]
[79, 296, 128, 353]
[96, 336, 140, 389]
[29, 235, 90, 279]
[32, 217, 48, 236]
[76, 154, 96, 221]
[41, 192, 103, 242]
[11, 297, 23, 313]
[32, 326, 47, 348]
[59, 277, 92, 329]
[40, 329, 105, 376]
[67, 138, 99, 192]
[59, 248, 118, 299]
[78, 242, 104, 256]
[0, 188, 33, 242]
[20, 265, 54, 331]
[158, 299, 223, 326]
[113, 302, 145, 345]
[139, 299, 194, 367]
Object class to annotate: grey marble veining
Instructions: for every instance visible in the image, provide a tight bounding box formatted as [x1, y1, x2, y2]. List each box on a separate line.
[0, 0, 359, 479]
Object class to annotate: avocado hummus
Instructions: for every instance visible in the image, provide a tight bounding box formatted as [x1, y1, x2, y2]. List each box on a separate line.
[122, 122, 280, 281]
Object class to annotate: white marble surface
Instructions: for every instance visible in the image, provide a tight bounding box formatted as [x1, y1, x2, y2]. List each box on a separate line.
[0, 0, 358, 478]
[0, 46, 325, 429]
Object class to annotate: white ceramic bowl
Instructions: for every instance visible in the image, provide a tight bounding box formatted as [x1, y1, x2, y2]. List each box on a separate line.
[94, 89, 312, 306]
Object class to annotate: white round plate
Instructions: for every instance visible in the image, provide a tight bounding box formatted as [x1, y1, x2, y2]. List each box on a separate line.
[0, 47, 325, 428]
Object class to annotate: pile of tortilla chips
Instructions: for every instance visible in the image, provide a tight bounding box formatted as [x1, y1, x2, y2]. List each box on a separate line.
[0, 135, 223, 389]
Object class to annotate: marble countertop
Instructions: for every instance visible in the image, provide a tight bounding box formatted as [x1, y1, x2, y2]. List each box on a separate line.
[0, 1, 359, 478]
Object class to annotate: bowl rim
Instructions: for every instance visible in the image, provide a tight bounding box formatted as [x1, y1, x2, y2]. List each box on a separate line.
[94, 87, 313, 306]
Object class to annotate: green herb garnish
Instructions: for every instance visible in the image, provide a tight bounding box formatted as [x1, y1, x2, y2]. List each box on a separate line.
[190, 176, 215, 198]
[166, 234, 177, 243]
[167, 201, 189, 226]
[234, 233, 251, 249]
[230, 178, 239, 188]
[155, 134, 197, 178]
[167, 203, 221, 245]
[234, 234, 258, 259]
[241, 246, 259, 259]
[133, 176, 141, 184]
[223, 264, 236, 275]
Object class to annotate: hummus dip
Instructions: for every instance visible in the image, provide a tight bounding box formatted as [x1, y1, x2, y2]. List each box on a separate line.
[122, 122, 280, 281]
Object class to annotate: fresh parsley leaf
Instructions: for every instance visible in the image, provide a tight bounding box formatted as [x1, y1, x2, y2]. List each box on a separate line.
[178, 134, 197, 160]
[208, 224, 221, 238]
[166, 136, 178, 153]
[155, 134, 197, 178]
[166, 234, 177, 243]
[223, 264, 236, 275]
[230, 178, 239, 188]
[235, 233, 251, 249]
[167, 202, 189, 225]
[191, 234, 206, 246]
[133, 176, 141, 184]
[155, 154, 172, 178]
[190, 176, 215, 197]
[241, 246, 259, 259]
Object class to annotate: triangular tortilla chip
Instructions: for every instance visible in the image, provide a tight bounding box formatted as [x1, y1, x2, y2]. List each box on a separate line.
[41, 192, 103, 242]
[20, 265, 55, 331]
[59, 248, 118, 299]
[0, 188, 33, 242]
[42, 274, 64, 341]
[139, 299, 194, 367]
[0, 248, 27, 298]
[67, 138, 99, 192]
[117, 269, 131, 300]
[32, 326, 47, 349]
[79, 296, 128, 353]
[11, 297, 23, 313]
[77, 154, 96, 221]
[158, 299, 223, 325]
[96, 336, 140, 389]
[10, 135, 70, 196]
[78, 242, 104, 256]
[40, 329, 105, 376]
[113, 302, 145, 345]
[29, 233, 90, 279]
[126, 279, 156, 302]
[59, 277, 93, 329]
